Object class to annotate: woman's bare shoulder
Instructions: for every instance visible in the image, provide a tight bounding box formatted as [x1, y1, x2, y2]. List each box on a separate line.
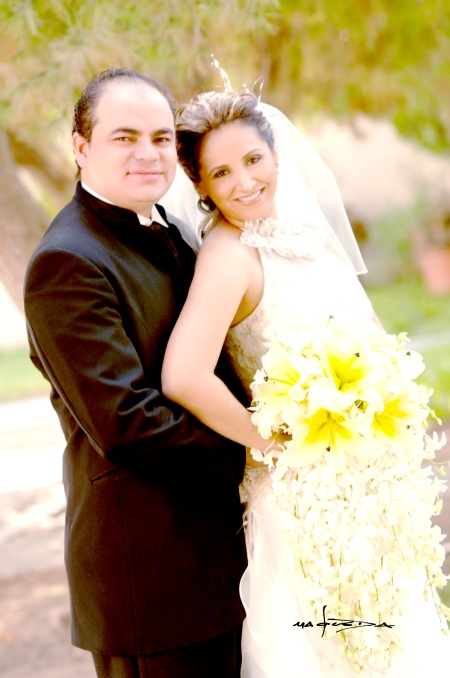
[205, 221, 242, 242]
[197, 222, 246, 261]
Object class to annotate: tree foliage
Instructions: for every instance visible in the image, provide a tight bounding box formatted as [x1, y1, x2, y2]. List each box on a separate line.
[0, 0, 278, 139]
[0, 0, 449, 310]
[1, 0, 449, 150]
[258, 0, 450, 151]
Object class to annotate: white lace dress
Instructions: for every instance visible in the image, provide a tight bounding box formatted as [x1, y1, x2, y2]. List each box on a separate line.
[224, 217, 449, 677]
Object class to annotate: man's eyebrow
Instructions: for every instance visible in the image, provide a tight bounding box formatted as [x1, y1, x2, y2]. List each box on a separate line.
[109, 127, 174, 137]
[153, 128, 174, 137]
[110, 127, 140, 136]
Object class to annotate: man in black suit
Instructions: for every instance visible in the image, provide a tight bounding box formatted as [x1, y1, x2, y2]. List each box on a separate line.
[24, 68, 247, 678]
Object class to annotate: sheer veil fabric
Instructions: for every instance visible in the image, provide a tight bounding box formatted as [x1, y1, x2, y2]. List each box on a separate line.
[160, 102, 366, 276]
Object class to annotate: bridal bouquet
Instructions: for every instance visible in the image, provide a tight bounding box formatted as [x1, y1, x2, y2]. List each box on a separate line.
[250, 317, 449, 672]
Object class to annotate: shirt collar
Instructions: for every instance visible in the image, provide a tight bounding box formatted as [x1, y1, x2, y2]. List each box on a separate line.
[81, 182, 168, 228]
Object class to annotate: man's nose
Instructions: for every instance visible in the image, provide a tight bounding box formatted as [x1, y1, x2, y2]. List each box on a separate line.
[134, 139, 159, 161]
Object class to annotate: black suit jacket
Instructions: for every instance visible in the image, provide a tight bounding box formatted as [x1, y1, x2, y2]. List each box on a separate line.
[24, 183, 247, 655]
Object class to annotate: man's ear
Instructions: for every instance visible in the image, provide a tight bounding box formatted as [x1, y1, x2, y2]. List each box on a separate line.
[73, 132, 89, 169]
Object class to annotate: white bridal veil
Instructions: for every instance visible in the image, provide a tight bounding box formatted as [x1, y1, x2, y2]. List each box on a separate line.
[161, 99, 367, 276]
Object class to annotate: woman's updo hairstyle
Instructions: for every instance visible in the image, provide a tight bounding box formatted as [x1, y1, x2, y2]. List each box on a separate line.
[176, 90, 275, 211]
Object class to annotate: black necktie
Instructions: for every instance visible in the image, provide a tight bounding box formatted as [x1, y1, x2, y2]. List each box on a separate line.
[150, 221, 181, 263]
[149, 220, 196, 281]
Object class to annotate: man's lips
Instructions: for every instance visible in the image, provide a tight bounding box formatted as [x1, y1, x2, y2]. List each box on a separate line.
[128, 169, 163, 176]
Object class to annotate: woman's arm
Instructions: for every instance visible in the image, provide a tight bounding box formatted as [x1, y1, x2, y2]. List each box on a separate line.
[162, 228, 272, 455]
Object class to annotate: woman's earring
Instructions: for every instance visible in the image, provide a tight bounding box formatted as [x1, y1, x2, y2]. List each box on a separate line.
[275, 162, 279, 174]
[198, 195, 215, 214]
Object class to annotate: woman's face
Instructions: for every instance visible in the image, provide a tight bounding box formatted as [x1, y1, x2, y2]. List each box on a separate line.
[196, 121, 278, 227]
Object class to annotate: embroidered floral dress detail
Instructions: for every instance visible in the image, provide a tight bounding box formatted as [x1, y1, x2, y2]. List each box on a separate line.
[224, 216, 372, 402]
[239, 217, 325, 259]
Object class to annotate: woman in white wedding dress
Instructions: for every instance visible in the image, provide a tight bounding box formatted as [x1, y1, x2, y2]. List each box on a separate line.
[161, 90, 449, 676]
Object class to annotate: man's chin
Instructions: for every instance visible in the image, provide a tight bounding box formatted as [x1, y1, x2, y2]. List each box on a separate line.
[133, 180, 173, 203]
[124, 190, 166, 214]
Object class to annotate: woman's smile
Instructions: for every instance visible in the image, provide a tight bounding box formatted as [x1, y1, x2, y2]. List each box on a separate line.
[235, 188, 264, 205]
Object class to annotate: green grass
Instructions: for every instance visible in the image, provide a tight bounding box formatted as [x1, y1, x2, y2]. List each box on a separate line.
[439, 581, 450, 609]
[365, 274, 450, 421]
[417, 342, 450, 421]
[366, 274, 450, 336]
[0, 345, 50, 402]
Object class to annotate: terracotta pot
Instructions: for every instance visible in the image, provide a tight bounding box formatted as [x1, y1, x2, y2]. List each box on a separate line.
[416, 246, 450, 294]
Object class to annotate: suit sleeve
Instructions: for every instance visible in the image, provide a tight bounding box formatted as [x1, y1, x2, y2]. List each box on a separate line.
[24, 247, 245, 475]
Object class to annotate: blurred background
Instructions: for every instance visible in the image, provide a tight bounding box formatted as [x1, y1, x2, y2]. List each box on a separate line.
[0, 1, 449, 676]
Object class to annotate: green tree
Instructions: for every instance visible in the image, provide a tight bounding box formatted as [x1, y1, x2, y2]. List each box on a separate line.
[0, 0, 278, 309]
[249, 0, 450, 151]
[1, 0, 449, 310]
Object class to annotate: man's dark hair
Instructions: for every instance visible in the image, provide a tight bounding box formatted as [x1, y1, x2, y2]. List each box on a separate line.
[72, 67, 176, 142]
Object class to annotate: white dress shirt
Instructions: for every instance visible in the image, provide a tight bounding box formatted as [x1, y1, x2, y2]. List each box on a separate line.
[80, 182, 168, 228]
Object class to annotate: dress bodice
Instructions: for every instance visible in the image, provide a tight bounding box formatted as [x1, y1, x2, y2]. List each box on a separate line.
[224, 217, 374, 399]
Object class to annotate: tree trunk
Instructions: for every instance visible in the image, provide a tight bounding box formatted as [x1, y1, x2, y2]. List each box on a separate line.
[0, 130, 51, 312]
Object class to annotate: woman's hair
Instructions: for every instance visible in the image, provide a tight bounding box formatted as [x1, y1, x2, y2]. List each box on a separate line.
[72, 67, 175, 141]
[176, 90, 275, 199]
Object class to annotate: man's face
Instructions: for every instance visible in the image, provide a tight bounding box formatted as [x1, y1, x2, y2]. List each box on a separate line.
[73, 82, 177, 217]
